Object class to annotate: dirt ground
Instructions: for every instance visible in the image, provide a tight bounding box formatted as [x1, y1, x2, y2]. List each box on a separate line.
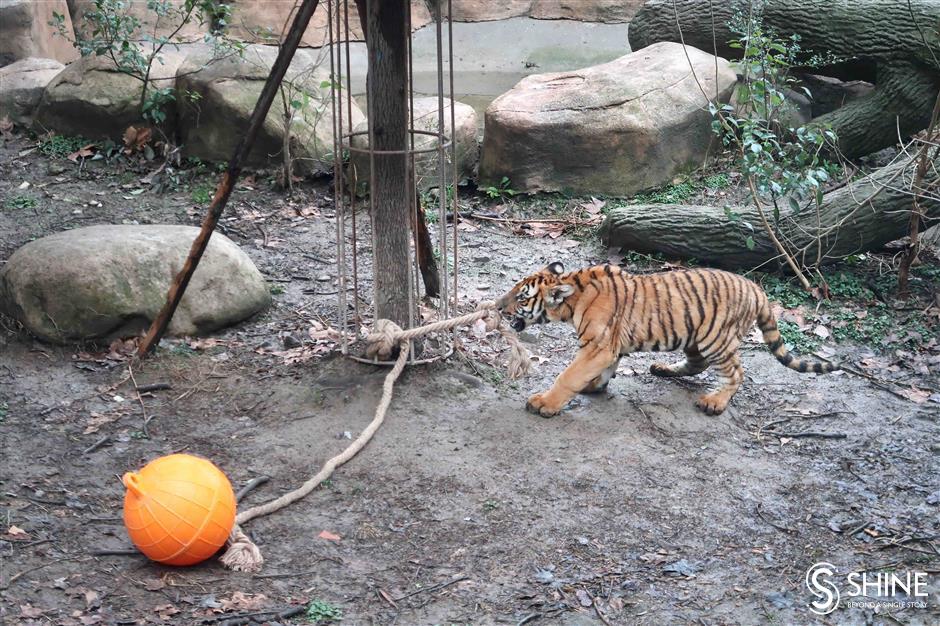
[1, 135, 939, 626]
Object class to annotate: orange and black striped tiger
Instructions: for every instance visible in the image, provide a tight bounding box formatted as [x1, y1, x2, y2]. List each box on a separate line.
[496, 262, 838, 416]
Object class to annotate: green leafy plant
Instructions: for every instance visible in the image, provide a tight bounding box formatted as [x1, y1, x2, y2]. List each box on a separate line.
[191, 182, 213, 205]
[631, 180, 699, 204]
[759, 274, 808, 309]
[481, 176, 517, 200]
[3, 194, 38, 210]
[703, 173, 731, 189]
[51, 0, 242, 126]
[269, 283, 285, 295]
[708, 12, 842, 287]
[776, 320, 820, 353]
[38, 133, 89, 158]
[305, 600, 342, 624]
[273, 49, 335, 191]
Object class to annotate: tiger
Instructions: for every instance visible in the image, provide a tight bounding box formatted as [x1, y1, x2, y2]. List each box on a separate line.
[496, 262, 839, 416]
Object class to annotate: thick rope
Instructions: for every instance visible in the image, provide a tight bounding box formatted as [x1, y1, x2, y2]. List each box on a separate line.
[220, 302, 529, 571]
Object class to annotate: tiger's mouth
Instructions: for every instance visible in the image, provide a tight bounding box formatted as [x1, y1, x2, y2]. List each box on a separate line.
[510, 316, 527, 332]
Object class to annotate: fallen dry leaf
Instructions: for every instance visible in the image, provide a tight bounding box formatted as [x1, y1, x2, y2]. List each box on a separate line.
[67, 144, 97, 162]
[187, 337, 227, 350]
[83, 410, 123, 434]
[20, 604, 44, 618]
[898, 386, 930, 404]
[318, 530, 341, 542]
[579, 196, 606, 215]
[7, 525, 27, 536]
[122, 125, 153, 153]
[219, 591, 268, 612]
[84, 589, 100, 610]
[0, 116, 13, 138]
[154, 603, 180, 619]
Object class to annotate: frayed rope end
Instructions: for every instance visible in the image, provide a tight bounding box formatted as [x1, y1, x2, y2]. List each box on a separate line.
[506, 339, 531, 380]
[219, 525, 264, 572]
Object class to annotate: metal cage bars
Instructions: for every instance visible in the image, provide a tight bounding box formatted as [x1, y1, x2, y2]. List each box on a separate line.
[327, 0, 460, 361]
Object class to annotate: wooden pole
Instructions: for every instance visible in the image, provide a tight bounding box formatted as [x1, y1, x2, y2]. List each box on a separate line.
[366, 0, 412, 327]
[137, 0, 321, 356]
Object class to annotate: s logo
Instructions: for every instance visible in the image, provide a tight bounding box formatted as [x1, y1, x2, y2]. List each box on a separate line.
[806, 562, 840, 615]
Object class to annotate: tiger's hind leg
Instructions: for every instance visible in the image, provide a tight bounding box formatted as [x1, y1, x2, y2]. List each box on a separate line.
[650, 349, 708, 378]
[581, 357, 622, 394]
[695, 347, 744, 416]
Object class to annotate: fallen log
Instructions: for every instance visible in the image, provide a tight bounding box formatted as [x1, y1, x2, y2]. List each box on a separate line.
[599, 155, 940, 268]
[628, 0, 940, 158]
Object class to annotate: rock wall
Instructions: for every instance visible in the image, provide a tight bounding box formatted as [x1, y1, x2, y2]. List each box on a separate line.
[1, 0, 639, 69]
[0, 0, 78, 66]
[453, 0, 645, 23]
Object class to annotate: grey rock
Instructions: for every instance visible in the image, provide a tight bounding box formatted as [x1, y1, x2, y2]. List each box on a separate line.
[0, 58, 64, 126]
[176, 47, 365, 174]
[480, 42, 736, 197]
[0, 225, 270, 343]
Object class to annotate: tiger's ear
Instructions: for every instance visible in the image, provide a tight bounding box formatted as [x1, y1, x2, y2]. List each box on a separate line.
[546, 283, 575, 307]
[546, 261, 565, 275]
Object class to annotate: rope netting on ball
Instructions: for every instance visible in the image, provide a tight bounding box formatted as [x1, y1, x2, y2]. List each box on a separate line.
[219, 301, 529, 572]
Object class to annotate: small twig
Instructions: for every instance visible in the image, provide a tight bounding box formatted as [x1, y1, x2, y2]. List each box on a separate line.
[214, 606, 306, 626]
[392, 575, 469, 602]
[235, 476, 271, 503]
[92, 549, 141, 556]
[593, 596, 614, 626]
[135, 382, 172, 393]
[251, 560, 342, 579]
[377, 588, 399, 610]
[2, 556, 89, 588]
[846, 520, 872, 537]
[516, 613, 541, 626]
[766, 430, 847, 440]
[756, 502, 796, 534]
[83, 435, 111, 454]
[127, 363, 149, 427]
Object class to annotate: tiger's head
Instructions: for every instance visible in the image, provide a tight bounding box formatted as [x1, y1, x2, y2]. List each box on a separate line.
[496, 261, 575, 331]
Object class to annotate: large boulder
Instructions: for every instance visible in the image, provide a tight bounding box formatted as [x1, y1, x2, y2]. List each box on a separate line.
[479, 42, 737, 196]
[0, 58, 65, 127]
[0, 0, 78, 66]
[227, 0, 430, 46]
[350, 97, 479, 192]
[0, 225, 271, 344]
[34, 49, 189, 139]
[176, 47, 365, 174]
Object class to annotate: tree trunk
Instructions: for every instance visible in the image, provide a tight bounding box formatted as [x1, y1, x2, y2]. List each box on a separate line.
[600, 155, 940, 268]
[356, 0, 440, 302]
[628, 0, 940, 158]
[366, 0, 411, 327]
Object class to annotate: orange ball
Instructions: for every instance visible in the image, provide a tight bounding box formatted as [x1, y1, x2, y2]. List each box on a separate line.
[122, 453, 236, 566]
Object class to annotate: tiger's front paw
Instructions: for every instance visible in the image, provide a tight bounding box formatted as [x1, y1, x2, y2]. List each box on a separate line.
[525, 392, 562, 418]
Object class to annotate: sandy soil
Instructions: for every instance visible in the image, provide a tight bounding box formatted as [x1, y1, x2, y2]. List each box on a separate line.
[1, 135, 938, 626]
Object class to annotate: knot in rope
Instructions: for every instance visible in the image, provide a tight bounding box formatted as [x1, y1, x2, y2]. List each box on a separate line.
[365, 318, 406, 360]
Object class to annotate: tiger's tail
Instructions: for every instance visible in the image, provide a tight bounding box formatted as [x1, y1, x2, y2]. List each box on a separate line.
[757, 298, 839, 374]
